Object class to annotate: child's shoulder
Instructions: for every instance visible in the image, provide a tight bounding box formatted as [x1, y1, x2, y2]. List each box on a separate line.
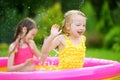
[28, 40, 36, 47]
[9, 42, 17, 53]
[28, 40, 37, 49]
[9, 42, 16, 49]
[53, 34, 66, 43]
[29, 40, 35, 44]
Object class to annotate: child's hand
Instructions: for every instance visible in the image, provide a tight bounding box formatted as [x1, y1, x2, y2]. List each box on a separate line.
[24, 58, 36, 71]
[50, 24, 61, 37]
[39, 54, 48, 65]
[25, 58, 34, 66]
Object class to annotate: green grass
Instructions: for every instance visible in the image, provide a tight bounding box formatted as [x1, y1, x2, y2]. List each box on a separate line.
[0, 43, 9, 57]
[0, 48, 8, 57]
[48, 48, 120, 62]
[86, 48, 120, 62]
[0, 48, 120, 62]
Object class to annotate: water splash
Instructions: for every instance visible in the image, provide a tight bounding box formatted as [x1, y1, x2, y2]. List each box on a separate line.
[53, 49, 59, 57]
[79, 0, 85, 8]
[28, 6, 30, 9]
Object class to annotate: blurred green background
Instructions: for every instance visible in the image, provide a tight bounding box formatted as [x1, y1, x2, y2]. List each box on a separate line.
[0, 0, 120, 61]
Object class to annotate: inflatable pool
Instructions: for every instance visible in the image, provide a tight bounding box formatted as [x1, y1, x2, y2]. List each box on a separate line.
[0, 57, 120, 80]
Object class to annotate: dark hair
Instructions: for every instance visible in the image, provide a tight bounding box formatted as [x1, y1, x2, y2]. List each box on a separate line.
[13, 17, 37, 41]
[8, 17, 37, 56]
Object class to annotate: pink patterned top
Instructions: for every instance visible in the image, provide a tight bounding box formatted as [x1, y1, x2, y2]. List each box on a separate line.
[14, 45, 33, 65]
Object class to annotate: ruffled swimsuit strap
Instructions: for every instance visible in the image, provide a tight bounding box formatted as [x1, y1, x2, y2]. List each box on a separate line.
[80, 35, 86, 49]
[64, 35, 73, 47]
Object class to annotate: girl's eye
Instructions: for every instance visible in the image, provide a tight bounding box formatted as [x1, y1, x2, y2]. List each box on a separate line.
[32, 34, 35, 36]
[76, 25, 80, 26]
[83, 25, 86, 27]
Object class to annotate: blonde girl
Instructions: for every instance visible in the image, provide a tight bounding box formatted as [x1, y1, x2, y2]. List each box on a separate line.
[41, 10, 86, 70]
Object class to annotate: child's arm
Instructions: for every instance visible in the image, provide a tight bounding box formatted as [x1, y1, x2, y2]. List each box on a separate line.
[29, 40, 41, 59]
[40, 24, 61, 64]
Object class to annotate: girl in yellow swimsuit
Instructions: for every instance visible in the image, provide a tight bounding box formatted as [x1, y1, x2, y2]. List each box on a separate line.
[41, 10, 86, 70]
[58, 35, 86, 69]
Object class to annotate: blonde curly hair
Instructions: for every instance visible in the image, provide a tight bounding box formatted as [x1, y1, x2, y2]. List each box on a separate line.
[62, 10, 86, 35]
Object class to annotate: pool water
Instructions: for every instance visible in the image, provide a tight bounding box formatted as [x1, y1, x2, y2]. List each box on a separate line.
[0, 65, 58, 72]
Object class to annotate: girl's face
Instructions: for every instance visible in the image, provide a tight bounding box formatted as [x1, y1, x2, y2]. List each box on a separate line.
[25, 28, 38, 43]
[69, 14, 86, 38]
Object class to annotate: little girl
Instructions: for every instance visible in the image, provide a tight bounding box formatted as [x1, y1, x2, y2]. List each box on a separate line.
[7, 17, 41, 72]
[41, 10, 86, 70]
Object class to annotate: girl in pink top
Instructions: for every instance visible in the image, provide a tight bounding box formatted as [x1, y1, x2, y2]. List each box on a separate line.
[7, 18, 41, 72]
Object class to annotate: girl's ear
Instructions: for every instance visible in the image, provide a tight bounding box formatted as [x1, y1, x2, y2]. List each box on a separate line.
[22, 26, 27, 33]
[64, 22, 71, 34]
[66, 23, 70, 30]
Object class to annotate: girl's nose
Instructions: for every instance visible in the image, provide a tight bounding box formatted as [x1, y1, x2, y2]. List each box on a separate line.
[79, 27, 83, 30]
[31, 36, 34, 40]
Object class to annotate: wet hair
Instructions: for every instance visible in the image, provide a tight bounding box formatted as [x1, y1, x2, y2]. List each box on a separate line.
[62, 10, 86, 35]
[8, 17, 37, 56]
[13, 17, 37, 41]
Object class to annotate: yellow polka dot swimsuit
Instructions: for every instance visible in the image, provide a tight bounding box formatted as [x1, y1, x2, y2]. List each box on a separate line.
[58, 35, 86, 70]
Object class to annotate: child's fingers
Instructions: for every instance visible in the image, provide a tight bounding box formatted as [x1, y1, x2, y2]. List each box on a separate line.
[52, 24, 60, 29]
[39, 60, 45, 66]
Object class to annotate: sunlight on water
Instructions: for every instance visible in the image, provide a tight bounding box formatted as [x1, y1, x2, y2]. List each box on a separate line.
[0, 64, 58, 72]
[38, 66, 58, 71]
[38, 49, 59, 71]
[0, 67, 7, 72]
[38, 61, 58, 71]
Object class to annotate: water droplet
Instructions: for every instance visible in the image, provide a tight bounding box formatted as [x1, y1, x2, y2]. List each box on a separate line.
[28, 6, 30, 9]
